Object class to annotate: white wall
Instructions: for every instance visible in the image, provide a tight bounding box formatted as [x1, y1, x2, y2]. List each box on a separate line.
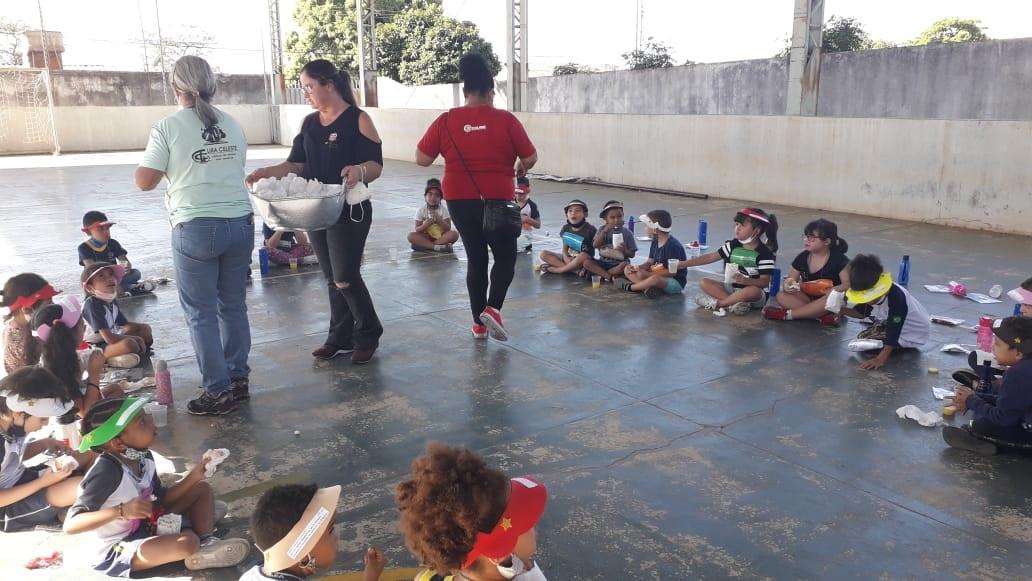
[375, 77, 508, 110]
[277, 107, 1028, 235]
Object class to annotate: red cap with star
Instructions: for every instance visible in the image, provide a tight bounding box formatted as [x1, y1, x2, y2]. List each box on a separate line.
[463, 476, 548, 568]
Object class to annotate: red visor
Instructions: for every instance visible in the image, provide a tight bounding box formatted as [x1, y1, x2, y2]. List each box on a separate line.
[8, 284, 60, 312]
[463, 477, 548, 568]
[736, 208, 769, 224]
[81, 220, 115, 233]
[515, 185, 531, 195]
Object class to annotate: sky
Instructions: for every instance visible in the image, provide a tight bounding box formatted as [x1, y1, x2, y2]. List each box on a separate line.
[4, 0, 1030, 76]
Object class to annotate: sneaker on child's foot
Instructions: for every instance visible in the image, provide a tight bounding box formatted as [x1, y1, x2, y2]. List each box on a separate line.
[818, 313, 841, 327]
[942, 426, 998, 456]
[186, 391, 237, 416]
[763, 306, 788, 320]
[695, 294, 718, 310]
[229, 377, 250, 401]
[472, 324, 489, 339]
[106, 354, 141, 369]
[127, 281, 155, 296]
[184, 537, 250, 570]
[951, 369, 979, 389]
[615, 278, 634, 292]
[301, 254, 319, 265]
[728, 302, 751, 316]
[479, 306, 508, 341]
[643, 287, 663, 299]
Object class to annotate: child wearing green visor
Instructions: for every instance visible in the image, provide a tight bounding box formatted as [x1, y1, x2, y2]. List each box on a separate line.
[64, 397, 249, 576]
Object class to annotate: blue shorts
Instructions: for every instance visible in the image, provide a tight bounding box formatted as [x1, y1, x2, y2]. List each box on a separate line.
[664, 278, 685, 295]
[2, 471, 60, 532]
[596, 258, 626, 271]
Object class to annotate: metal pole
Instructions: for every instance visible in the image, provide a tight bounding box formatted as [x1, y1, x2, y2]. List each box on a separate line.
[35, 0, 61, 154]
[137, 0, 149, 73]
[505, 0, 526, 111]
[786, 0, 824, 116]
[356, 0, 377, 107]
[154, 0, 170, 105]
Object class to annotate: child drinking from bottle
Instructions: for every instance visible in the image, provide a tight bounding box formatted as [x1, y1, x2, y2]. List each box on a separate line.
[616, 210, 686, 298]
[763, 218, 850, 326]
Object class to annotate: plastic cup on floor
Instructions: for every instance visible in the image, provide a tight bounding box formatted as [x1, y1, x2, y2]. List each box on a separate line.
[289, 257, 299, 270]
[145, 402, 167, 427]
[591, 275, 602, 288]
[389, 246, 399, 262]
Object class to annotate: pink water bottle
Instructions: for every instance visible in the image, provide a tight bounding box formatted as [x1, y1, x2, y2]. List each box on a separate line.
[154, 359, 173, 405]
[977, 316, 994, 352]
[948, 281, 967, 297]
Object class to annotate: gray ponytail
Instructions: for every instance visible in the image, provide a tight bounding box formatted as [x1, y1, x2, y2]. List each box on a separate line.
[171, 55, 220, 129]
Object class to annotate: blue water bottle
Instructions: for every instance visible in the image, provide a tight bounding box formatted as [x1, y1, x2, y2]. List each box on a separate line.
[627, 215, 635, 234]
[258, 247, 270, 276]
[770, 268, 782, 296]
[698, 219, 707, 247]
[1016, 303, 1023, 316]
[897, 255, 910, 287]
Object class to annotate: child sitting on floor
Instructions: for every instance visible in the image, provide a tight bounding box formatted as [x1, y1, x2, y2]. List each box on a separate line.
[0, 367, 83, 532]
[952, 276, 1032, 389]
[2, 273, 58, 376]
[836, 254, 930, 370]
[617, 210, 686, 298]
[681, 208, 778, 316]
[263, 224, 317, 266]
[81, 263, 152, 365]
[516, 176, 540, 252]
[65, 397, 249, 575]
[409, 178, 459, 253]
[943, 316, 1032, 456]
[1010, 277, 1032, 317]
[78, 211, 154, 296]
[539, 199, 597, 276]
[593, 200, 637, 282]
[764, 218, 850, 326]
[242, 483, 385, 580]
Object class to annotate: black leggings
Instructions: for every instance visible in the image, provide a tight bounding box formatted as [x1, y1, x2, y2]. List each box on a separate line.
[309, 200, 383, 349]
[447, 199, 518, 325]
[970, 419, 1032, 451]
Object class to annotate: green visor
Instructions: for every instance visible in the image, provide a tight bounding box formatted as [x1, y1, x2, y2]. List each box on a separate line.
[78, 397, 150, 453]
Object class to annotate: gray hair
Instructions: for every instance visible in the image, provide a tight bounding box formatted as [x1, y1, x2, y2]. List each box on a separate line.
[171, 55, 220, 129]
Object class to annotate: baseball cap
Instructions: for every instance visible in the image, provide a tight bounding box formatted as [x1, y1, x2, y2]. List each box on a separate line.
[82, 210, 115, 232]
[992, 316, 1032, 355]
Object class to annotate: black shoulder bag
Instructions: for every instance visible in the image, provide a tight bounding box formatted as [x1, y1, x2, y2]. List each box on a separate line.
[441, 113, 523, 238]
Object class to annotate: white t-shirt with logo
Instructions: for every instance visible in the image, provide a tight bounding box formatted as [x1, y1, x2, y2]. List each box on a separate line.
[140, 107, 251, 226]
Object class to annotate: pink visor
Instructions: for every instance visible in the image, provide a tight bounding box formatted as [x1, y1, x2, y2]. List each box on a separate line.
[33, 295, 83, 342]
[1008, 287, 1032, 305]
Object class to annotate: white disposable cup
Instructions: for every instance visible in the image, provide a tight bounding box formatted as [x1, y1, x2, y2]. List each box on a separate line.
[591, 275, 602, 288]
[145, 402, 167, 427]
[667, 258, 679, 273]
[388, 246, 399, 261]
[612, 232, 624, 248]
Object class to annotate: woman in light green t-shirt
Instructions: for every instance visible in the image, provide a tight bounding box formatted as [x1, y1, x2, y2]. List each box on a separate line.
[135, 56, 253, 418]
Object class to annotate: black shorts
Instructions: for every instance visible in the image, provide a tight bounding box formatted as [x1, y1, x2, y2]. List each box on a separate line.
[2, 470, 59, 532]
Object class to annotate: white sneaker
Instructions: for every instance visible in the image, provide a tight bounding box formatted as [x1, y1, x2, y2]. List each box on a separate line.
[184, 537, 250, 570]
[713, 307, 728, 317]
[106, 354, 140, 369]
[695, 293, 718, 310]
[728, 302, 751, 315]
[301, 254, 319, 265]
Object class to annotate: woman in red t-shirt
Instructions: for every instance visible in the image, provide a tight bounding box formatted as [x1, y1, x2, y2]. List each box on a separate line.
[416, 54, 538, 342]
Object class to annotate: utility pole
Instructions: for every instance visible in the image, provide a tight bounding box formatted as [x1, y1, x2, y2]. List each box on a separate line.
[154, 0, 170, 106]
[505, 0, 528, 112]
[267, 0, 284, 142]
[786, 0, 824, 115]
[356, 0, 378, 107]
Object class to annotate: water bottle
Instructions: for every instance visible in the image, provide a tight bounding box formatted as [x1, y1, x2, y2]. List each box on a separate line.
[979, 358, 993, 393]
[258, 247, 270, 276]
[154, 359, 173, 405]
[627, 216, 635, 234]
[989, 284, 1003, 299]
[1016, 303, 1024, 316]
[947, 281, 967, 297]
[897, 255, 910, 287]
[769, 268, 782, 296]
[977, 316, 993, 353]
[698, 219, 708, 246]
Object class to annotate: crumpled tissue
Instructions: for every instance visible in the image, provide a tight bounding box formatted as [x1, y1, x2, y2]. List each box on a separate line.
[932, 386, 955, 400]
[896, 405, 943, 427]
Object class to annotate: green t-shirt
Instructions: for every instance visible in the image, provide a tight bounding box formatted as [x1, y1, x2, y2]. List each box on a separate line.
[139, 107, 251, 226]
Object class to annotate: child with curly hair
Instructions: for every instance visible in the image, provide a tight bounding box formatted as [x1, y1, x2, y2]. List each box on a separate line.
[242, 483, 384, 580]
[396, 442, 548, 581]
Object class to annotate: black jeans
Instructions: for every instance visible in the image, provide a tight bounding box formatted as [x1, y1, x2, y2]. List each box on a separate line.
[309, 200, 382, 349]
[447, 199, 518, 325]
[970, 419, 1032, 451]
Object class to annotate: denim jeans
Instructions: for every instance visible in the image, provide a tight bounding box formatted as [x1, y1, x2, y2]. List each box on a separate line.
[171, 215, 254, 395]
[120, 268, 142, 290]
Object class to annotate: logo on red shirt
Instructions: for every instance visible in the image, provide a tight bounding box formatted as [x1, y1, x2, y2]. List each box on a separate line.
[463, 124, 487, 133]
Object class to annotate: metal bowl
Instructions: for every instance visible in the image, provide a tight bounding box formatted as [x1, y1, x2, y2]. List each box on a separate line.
[251, 188, 345, 232]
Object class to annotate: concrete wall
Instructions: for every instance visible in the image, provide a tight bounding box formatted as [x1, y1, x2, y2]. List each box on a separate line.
[375, 77, 509, 110]
[279, 106, 1032, 235]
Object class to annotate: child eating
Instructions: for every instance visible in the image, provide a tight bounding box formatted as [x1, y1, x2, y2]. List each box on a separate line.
[764, 218, 850, 326]
[539, 199, 597, 276]
[78, 211, 154, 296]
[592, 200, 637, 281]
[516, 176, 540, 252]
[2, 273, 58, 375]
[944, 317, 1032, 455]
[617, 210, 685, 298]
[81, 263, 153, 365]
[409, 178, 459, 252]
[242, 483, 385, 580]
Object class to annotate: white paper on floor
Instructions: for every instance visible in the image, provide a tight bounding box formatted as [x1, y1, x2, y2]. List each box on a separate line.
[932, 386, 955, 400]
[896, 405, 943, 427]
[941, 344, 974, 354]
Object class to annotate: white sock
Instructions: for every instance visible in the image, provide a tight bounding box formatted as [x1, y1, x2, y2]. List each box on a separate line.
[784, 310, 793, 320]
[433, 244, 443, 251]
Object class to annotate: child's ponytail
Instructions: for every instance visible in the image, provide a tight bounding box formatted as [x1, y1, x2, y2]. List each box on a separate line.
[835, 237, 849, 255]
[31, 305, 82, 403]
[765, 213, 779, 254]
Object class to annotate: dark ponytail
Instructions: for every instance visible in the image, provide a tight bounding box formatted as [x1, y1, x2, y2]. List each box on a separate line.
[804, 218, 848, 255]
[31, 305, 82, 403]
[459, 53, 493, 96]
[737, 207, 779, 253]
[300, 59, 357, 106]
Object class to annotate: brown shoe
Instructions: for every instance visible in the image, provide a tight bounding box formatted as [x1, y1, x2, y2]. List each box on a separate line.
[351, 344, 378, 365]
[312, 344, 353, 360]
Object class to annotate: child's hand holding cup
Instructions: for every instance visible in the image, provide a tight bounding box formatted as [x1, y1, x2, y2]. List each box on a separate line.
[667, 258, 680, 273]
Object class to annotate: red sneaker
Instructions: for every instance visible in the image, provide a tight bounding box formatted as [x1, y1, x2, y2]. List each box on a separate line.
[471, 324, 489, 339]
[819, 313, 841, 327]
[763, 306, 788, 320]
[478, 306, 508, 341]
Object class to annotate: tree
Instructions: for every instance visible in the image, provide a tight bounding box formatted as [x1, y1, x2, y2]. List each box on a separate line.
[821, 16, 870, 53]
[911, 18, 988, 45]
[376, 2, 500, 85]
[0, 17, 27, 67]
[622, 38, 673, 70]
[150, 26, 214, 70]
[552, 62, 593, 76]
[286, 0, 359, 78]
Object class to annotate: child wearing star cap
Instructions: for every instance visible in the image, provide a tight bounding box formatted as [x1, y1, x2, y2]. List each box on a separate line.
[397, 442, 548, 581]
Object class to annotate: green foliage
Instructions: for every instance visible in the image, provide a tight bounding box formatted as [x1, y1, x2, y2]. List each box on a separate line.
[911, 18, 988, 45]
[552, 63, 593, 76]
[622, 38, 673, 70]
[286, 0, 359, 79]
[821, 16, 870, 53]
[0, 17, 26, 67]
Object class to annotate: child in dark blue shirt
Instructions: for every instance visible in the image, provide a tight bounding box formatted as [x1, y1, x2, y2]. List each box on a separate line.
[944, 316, 1032, 455]
[617, 210, 686, 298]
[78, 211, 153, 296]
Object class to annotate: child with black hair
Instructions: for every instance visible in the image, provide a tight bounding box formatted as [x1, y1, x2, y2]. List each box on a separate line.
[263, 223, 317, 266]
[836, 254, 930, 370]
[617, 210, 686, 298]
[516, 176, 540, 252]
[538, 200, 598, 276]
[78, 211, 154, 296]
[764, 218, 850, 326]
[678, 208, 778, 316]
[952, 276, 1032, 389]
[592, 200, 637, 281]
[0, 367, 82, 532]
[1009, 277, 1032, 318]
[943, 317, 1032, 456]
[65, 397, 249, 575]
[81, 263, 152, 364]
[2, 273, 57, 376]
[408, 178, 460, 252]
[242, 483, 385, 580]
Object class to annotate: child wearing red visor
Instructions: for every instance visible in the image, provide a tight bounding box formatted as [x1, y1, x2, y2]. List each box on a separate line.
[2, 273, 58, 375]
[397, 442, 548, 581]
[78, 211, 154, 297]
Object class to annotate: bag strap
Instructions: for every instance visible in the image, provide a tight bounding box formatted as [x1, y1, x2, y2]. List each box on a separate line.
[441, 112, 487, 203]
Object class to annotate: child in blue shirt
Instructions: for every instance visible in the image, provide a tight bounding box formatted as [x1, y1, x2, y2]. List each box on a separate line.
[539, 200, 597, 276]
[617, 210, 686, 298]
[592, 200, 637, 282]
[78, 211, 153, 296]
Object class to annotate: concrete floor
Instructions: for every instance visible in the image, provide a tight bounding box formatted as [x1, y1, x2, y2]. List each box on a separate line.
[2, 147, 1031, 579]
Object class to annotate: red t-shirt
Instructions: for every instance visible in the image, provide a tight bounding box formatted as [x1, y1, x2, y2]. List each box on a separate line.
[417, 106, 536, 201]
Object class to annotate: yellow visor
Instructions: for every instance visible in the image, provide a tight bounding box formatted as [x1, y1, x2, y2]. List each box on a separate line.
[845, 272, 893, 305]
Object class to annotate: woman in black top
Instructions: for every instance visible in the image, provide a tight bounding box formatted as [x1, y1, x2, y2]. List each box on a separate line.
[247, 60, 384, 364]
[764, 218, 851, 325]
